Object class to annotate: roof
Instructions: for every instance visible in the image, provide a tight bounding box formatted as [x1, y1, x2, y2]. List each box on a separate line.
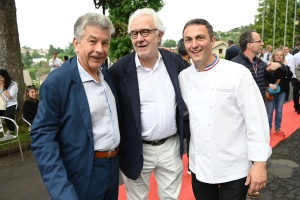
[213, 41, 228, 48]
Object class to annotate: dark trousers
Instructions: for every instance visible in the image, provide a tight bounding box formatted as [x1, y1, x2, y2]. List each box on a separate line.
[192, 173, 248, 200]
[286, 79, 291, 100]
[184, 118, 190, 158]
[0, 105, 17, 131]
[292, 78, 300, 111]
[85, 155, 119, 200]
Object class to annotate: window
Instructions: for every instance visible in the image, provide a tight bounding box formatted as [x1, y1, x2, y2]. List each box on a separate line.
[219, 49, 223, 54]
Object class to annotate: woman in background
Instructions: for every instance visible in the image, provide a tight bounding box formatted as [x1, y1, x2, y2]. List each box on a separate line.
[266, 49, 292, 133]
[23, 85, 39, 125]
[0, 69, 18, 135]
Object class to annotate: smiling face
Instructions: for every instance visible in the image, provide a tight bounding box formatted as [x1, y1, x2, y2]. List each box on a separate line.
[129, 15, 162, 62]
[73, 25, 110, 74]
[183, 24, 216, 69]
[28, 89, 38, 100]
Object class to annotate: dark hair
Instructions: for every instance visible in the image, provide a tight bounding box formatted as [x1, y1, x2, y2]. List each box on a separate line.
[24, 85, 38, 101]
[0, 69, 12, 89]
[177, 38, 187, 56]
[64, 55, 69, 61]
[227, 39, 234, 45]
[239, 29, 256, 52]
[296, 42, 300, 47]
[182, 18, 214, 40]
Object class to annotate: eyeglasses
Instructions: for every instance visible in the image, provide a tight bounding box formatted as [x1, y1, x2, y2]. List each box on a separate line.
[129, 29, 157, 39]
[249, 40, 262, 43]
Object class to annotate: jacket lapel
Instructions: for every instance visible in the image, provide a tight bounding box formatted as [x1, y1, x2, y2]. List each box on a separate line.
[122, 53, 141, 135]
[69, 56, 93, 141]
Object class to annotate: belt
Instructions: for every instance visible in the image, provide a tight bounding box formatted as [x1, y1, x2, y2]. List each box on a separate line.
[142, 135, 173, 146]
[94, 148, 119, 159]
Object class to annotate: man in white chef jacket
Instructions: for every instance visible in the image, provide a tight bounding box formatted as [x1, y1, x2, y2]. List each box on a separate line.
[178, 18, 272, 200]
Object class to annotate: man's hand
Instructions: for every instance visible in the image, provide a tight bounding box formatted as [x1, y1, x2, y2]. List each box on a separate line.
[266, 62, 281, 71]
[245, 161, 267, 195]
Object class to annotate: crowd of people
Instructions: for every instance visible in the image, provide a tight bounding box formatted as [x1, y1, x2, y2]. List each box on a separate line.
[3, 6, 300, 200]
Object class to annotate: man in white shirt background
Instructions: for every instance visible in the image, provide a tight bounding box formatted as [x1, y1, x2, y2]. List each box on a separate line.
[293, 51, 300, 113]
[48, 51, 62, 71]
[179, 18, 272, 200]
[283, 46, 295, 101]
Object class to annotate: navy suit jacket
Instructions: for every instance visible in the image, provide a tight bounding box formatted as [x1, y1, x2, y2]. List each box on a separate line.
[225, 45, 240, 60]
[31, 56, 118, 200]
[108, 49, 185, 180]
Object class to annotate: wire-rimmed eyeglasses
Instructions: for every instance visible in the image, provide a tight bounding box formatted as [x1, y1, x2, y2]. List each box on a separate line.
[129, 29, 157, 39]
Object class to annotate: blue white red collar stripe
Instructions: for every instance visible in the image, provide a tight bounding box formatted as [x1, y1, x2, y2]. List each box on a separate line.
[195, 56, 220, 72]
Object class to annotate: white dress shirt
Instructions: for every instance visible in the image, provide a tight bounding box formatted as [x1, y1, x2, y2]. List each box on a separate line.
[49, 58, 63, 71]
[285, 53, 296, 78]
[293, 52, 300, 78]
[179, 58, 272, 184]
[135, 52, 177, 141]
[77, 60, 120, 151]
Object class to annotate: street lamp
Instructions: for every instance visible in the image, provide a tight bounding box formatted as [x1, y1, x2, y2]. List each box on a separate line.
[93, 0, 122, 15]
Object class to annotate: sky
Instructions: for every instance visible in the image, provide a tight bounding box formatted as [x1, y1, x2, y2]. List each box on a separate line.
[15, 0, 260, 50]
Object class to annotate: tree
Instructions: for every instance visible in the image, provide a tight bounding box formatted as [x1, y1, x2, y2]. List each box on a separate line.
[0, 0, 24, 122]
[23, 50, 33, 65]
[163, 39, 176, 48]
[252, 0, 300, 48]
[107, 0, 165, 60]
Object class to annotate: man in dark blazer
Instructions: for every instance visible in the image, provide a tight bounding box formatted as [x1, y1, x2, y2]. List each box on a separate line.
[31, 13, 120, 200]
[108, 8, 185, 200]
[225, 39, 240, 60]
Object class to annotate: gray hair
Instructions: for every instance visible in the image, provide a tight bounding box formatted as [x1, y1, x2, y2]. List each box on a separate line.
[128, 8, 166, 38]
[74, 13, 115, 42]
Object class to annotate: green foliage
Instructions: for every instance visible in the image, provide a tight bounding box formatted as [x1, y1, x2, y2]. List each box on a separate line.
[107, 0, 165, 60]
[163, 39, 177, 48]
[23, 50, 32, 65]
[108, 0, 165, 24]
[252, 0, 300, 48]
[215, 25, 253, 46]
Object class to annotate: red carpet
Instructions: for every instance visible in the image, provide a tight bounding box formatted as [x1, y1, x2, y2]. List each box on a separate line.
[119, 101, 299, 200]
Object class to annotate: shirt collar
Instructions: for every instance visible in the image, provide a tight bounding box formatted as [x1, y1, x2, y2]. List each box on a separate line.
[135, 51, 162, 69]
[195, 55, 220, 72]
[77, 57, 103, 83]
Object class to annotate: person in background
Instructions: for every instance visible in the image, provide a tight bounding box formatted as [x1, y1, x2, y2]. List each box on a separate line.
[108, 8, 185, 200]
[63, 55, 69, 62]
[0, 69, 18, 136]
[22, 85, 39, 125]
[293, 51, 300, 113]
[31, 13, 120, 200]
[267, 49, 293, 133]
[225, 39, 240, 60]
[231, 30, 286, 102]
[177, 38, 191, 175]
[283, 46, 295, 101]
[258, 48, 266, 60]
[48, 52, 62, 71]
[179, 18, 272, 200]
[263, 45, 273, 63]
[292, 42, 300, 55]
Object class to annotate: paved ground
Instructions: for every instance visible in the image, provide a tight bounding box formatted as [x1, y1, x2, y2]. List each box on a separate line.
[1, 129, 300, 200]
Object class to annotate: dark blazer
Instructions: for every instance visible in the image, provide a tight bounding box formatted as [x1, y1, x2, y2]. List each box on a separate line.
[31, 56, 118, 200]
[108, 49, 185, 180]
[225, 45, 240, 60]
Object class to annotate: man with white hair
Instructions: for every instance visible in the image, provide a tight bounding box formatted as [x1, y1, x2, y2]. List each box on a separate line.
[109, 8, 185, 200]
